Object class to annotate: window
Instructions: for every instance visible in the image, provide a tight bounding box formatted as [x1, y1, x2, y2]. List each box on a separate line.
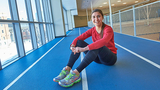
[20, 23, 33, 52]
[0, 0, 11, 20]
[43, 24, 48, 43]
[40, 0, 45, 22]
[0, 0, 55, 68]
[16, 0, 28, 21]
[0, 23, 18, 65]
[31, 0, 38, 21]
[47, 0, 53, 22]
[35, 24, 42, 47]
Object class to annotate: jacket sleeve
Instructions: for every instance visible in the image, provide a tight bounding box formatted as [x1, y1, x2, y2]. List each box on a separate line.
[71, 28, 92, 46]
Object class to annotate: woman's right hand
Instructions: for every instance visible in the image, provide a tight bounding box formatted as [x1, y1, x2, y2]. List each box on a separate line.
[70, 44, 76, 54]
[70, 47, 78, 55]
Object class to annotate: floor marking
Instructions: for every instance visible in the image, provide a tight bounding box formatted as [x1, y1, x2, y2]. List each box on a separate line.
[79, 28, 88, 90]
[83, 27, 90, 30]
[114, 32, 160, 43]
[3, 31, 73, 90]
[67, 30, 73, 36]
[81, 52, 88, 90]
[115, 43, 160, 69]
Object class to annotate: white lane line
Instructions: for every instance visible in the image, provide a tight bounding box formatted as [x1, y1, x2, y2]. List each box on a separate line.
[3, 31, 73, 90]
[83, 27, 90, 30]
[79, 28, 88, 90]
[81, 52, 88, 90]
[67, 30, 73, 36]
[114, 32, 160, 43]
[115, 43, 160, 69]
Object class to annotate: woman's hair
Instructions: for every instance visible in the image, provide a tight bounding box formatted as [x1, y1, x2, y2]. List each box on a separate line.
[92, 9, 105, 38]
[92, 9, 104, 17]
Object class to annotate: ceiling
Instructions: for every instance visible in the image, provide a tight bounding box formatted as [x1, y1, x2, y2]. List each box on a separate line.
[62, 0, 157, 15]
[62, 0, 78, 15]
[77, 0, 146, 10]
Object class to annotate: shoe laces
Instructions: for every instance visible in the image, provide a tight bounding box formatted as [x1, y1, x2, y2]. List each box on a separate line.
[59, 70, 67, 76]
[65, 73, 74, 81]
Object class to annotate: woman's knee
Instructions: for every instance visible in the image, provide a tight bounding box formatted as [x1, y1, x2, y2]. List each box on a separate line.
[76, 40, 83, 47]
[103, 55, 117, 66]
[76, 40, 88, 47]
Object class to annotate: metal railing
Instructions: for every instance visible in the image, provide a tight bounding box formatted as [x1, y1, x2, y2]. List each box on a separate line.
[111, 1, 160, 41]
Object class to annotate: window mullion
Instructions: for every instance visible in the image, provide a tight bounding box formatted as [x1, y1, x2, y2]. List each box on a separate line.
[25, 0, 38, 49]
[35, 0, 45, 44]
[9, 0, 25, 57]
[42, 0, 50, 41]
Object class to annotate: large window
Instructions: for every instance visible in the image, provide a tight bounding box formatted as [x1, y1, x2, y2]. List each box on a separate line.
[0, 23, 18, 65]
[0, 0, 54, 68]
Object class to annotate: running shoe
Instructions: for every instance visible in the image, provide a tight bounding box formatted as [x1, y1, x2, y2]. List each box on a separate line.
[58, 71, 81, 87]
[53, 67, 70, 82]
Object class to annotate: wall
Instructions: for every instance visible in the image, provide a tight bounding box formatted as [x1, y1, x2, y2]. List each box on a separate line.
[74, 16, 88, 27]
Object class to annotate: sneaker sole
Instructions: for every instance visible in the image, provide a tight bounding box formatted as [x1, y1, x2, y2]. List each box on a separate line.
[58, 78, 81, 87]
[53, 79, 60, 82]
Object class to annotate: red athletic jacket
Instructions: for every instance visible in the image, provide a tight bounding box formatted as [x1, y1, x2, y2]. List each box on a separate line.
[72, 25, 117, 54]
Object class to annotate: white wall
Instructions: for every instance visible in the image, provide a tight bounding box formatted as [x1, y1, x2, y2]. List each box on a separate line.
[50, 0, 66, 37]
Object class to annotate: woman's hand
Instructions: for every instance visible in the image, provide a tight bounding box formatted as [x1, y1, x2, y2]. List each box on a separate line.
[70, 46, 89, 55]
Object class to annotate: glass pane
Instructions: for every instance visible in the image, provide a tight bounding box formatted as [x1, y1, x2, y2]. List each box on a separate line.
[50, 24, 55, 39]
[20, 23, 33, 52]
[0, 23, 18, 65]
[16, 0, 28, 21]
[31, 0, 38, 21]
[0, 0, 11, 20]
[43, 24, 48, 43]
[40, 0, 45, 22]
[47, 0, 52, 22]
[35, 24, 42, 47]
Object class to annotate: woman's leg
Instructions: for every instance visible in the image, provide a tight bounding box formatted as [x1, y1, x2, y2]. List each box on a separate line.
[97, 46, 117, 65]
[54, 40, 89, 84]
[76, 49, 99, 73]
[75, 46, 117, 73]
[66, 40, 89, 69]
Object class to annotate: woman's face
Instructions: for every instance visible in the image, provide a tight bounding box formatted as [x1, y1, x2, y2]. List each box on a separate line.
[92, 12, 103, 27]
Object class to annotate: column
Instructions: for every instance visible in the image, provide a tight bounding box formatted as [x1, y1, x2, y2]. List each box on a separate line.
[67, 10, 73, 30]
[50, 0, 66, 37]
[108, 0, 113, 28]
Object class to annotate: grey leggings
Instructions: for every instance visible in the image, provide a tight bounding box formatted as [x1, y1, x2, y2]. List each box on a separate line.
[67, 40, 117, 73]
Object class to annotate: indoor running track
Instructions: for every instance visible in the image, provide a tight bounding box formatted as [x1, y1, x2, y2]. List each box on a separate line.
[0, 27, 160, 90]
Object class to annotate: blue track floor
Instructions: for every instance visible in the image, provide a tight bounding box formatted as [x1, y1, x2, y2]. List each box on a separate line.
[0, 27, 160, 90]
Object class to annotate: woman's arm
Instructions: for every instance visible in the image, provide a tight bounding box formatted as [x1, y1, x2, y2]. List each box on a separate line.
[71, 29, 92, 46]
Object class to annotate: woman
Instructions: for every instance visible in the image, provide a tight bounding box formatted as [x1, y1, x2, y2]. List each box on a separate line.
[53, 9, 117, 87]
